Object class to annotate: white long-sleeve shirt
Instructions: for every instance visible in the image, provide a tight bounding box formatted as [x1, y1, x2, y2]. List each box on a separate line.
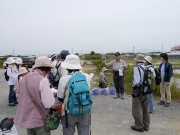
[7, 67, 18, 85]
[133, 63, 145, 86]
[146, 65, 156, 77]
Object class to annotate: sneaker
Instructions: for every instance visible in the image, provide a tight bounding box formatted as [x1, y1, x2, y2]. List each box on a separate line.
[131, 126, 144, 132]
[9, 103, 16, 107]
[158, 101, 165, 105]
[14, 101, 18, 104]
[165, 102, 170, 107]
[121, 93, 125, 99]
[114, 93, 120, 99]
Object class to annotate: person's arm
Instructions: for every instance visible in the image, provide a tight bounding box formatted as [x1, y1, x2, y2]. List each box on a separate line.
[57, 76, 70, 102]
[103, 60, 113, 68]
[132, 67, 140, 87]
[39, 78, 55, 108]
[166, 63, 173, 83]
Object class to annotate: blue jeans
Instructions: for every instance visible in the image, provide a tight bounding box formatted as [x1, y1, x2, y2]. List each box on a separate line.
[9, 85, 17, 104]
[148, 94, 154, 113]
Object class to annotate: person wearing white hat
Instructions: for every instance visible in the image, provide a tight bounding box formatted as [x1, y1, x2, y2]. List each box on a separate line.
[15, 58, 23, 70]
[99, 67, 109, 88]
[131, 54, 150, 132]
[144, 56, 156, 113]
[57, 54, 92, 135]
[6, 57, 19, 106]
[14, 56, 55, 135]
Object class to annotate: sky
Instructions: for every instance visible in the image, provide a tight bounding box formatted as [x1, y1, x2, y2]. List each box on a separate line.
[0, 0, 180, 56]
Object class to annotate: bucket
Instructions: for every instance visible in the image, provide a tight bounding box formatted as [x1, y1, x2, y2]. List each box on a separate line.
[101, 88, 107, 95]
[110, 88, 115, 95]
[92, 89, 99, 95]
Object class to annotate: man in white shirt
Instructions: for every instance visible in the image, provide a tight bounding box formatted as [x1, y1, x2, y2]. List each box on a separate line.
[131, 54, 150, 132]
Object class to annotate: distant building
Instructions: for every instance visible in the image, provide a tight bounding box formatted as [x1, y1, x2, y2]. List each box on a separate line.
[171, 45, 180, 53]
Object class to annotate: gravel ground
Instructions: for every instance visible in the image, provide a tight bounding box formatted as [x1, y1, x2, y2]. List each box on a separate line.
[0, 68, 180, 135]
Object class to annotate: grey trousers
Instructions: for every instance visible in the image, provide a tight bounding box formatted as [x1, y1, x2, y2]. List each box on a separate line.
[113, 75, 124, 94]
[27, 126, 50, 135]
[62, 112, 91, 135]
[132, 93, 150, 130]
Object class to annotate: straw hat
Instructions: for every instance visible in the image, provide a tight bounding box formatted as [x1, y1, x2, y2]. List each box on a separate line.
[19, 67, 28, 75]
[102, 67, 108, 72]
[15, 58, 23, 64]
[134, 54, 145, 62]
[61, 54, 82, 70]
[6, 57, 16, 64]
[144, 56, 152, 64]
[32, 56, 54, 70]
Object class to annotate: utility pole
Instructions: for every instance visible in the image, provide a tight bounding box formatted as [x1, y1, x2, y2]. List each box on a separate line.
[13, 48, 14, 56]
[162, 43, 163, 53]
[72, 48, 73, 54]
[133, 46, 135, 55]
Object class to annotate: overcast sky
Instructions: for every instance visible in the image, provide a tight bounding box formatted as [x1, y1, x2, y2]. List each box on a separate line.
[0, 0, 180, 56]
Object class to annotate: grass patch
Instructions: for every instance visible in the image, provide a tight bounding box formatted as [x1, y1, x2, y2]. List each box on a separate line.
[0, 60, 4, 68]
[173, 73, 180, 78]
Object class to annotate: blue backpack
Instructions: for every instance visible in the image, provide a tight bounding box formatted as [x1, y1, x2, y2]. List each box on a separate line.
[67, 72, 93, 115]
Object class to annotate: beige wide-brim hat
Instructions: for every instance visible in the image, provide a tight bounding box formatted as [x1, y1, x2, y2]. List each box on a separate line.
[19, 67, 28, 75]
[32, 56, 54, 70]
[134, 54, 145, 62]
[102, 67, 108, 72]
[6, 57, 16, 64]
[61, 54, 82, 70]
[144, 56, 152, 64]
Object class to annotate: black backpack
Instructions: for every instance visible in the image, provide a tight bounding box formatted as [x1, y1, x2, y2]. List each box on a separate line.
[49, 63, 61, 87]
[154, 69, 161, 85]
[137, 65, 155, 94]
[4, 67, 12, 81]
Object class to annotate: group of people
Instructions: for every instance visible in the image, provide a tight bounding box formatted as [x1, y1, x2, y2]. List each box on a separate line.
[6, 57, 29, 106]
[99, 52, 173, 132]
[7, 50, 91, 135]
[5, 50, 173, 134]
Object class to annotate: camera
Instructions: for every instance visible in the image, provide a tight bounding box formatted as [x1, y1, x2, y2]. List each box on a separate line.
[132, 87, 142, 98]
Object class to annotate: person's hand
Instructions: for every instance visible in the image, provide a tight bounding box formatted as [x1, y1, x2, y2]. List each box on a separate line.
[123, 65, 127, 70]
[166, 82, 170, 86]
[132, 84, 136, 88]
[53, 92, 57, 98]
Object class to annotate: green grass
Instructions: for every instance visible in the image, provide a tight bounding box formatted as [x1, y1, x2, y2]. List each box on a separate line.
[173, 73, 180, 78]
[0, 60, 4, 68]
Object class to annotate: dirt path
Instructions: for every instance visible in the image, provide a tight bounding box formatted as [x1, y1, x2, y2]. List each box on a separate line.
[0, 67, 180, 135]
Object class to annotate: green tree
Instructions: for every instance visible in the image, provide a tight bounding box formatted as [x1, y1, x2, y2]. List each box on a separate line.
[90, 51, 95, 55]
[75, 53, 79, 56]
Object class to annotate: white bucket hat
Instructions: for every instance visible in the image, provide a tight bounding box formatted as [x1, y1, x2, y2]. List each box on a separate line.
[102, 67, 108, 72]
[134, 54, 145, 62]
[61, 54, 82, 70]
[144, 56, 152, 64]
[32, 56, 54, 70]
[15, 58, 23, 64]
[6, 57, 16, 64]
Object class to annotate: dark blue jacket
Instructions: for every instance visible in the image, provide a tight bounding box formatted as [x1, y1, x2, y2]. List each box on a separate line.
[159, 62, 173, 82]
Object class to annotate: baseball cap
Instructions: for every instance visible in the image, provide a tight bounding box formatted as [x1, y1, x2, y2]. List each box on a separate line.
[114, 52, 120, 56]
